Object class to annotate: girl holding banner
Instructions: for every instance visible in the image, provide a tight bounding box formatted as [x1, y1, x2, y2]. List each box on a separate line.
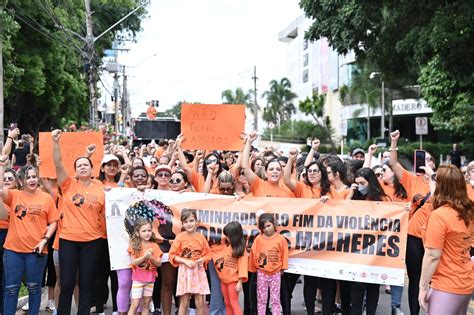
[347, 167, 390, 315]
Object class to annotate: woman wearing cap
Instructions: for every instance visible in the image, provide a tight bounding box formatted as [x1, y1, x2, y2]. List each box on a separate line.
[94, 154, 125, 315]
[51, 130, 105, 315]
[154, 164, 172, 190]
[419, 165, 474, 314]
[0, 156, 59, 315]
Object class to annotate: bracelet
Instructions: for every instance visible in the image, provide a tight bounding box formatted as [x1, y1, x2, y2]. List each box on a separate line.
[118, 181, 125, 187]
[7, 136, 13, 140]
[389, 148, 398, 151]
[43, 236, 49, 242]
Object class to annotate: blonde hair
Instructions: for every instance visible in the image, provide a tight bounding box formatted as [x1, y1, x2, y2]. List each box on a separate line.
[129, 218, 159, 256]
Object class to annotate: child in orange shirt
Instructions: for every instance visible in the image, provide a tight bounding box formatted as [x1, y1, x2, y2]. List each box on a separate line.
[169, 209, 212, 315]
[127, 219, 163, 315]
[249, 213, 288, 315]
[213, 221, 248, 315]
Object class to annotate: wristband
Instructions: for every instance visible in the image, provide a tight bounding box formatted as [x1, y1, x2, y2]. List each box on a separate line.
[118, 181, 125, 187]
[7, 136, 13, 140]
[389, 148, 398, 151]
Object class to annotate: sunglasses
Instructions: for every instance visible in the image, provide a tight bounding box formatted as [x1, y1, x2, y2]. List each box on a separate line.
[206, 159, 218, 165]
[219, 186, 234, 193]
[307, 169, 320, 174]
[3, 176, 14, 181]
[156, 172, 171, 178]
[169, 178, 182, 184]
[375, 173, 383, 178]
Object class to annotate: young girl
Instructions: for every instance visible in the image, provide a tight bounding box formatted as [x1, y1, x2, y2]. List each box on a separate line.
[127, 219, 163, 315]
[169, 209, 212, 315]
[213, 221, 248, 315]
[249, 213, 289, 315]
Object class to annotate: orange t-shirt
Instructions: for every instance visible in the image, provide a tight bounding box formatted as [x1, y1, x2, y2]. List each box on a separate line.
[330, 186, 351, 200]
[191, 171, 219, 194]
[168, 231, 212, 268]
[146, 106, 157, 119]
[154, 147, 165, 158]
[466, 184, 474, 247]
[59, 178, 105, 242]
[381, 182, 409, 202]
[293, 181, 331, 199]
[4, 189, 59, 253]
[212, 243, 248, 284]
[128, 241, 163, 274]
[0, 202, 10, 229]
[250, 177, 294, 198]
[400, 170, 431, 238]
[249, 233, 289, 275]
[424, 205, 473, 295]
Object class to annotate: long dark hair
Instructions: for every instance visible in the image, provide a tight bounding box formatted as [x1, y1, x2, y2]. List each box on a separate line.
[384, 163, 407, 200]
[223, 221, 245, 258]
[304, 161, 331, 197]
[202, 153, 222, 179]
[353, 167, 389, 201]
[327, 160, 349, 185]
[432, 165, 474, 227]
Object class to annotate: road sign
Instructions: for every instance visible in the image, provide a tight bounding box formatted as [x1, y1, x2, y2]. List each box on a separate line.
[268, 122, 275, 129]
[415, 117, 428, 135]
[339, 120, 348, 137]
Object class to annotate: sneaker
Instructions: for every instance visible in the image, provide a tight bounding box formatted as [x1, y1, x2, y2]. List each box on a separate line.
[21, 303, 29, 311]
[52, 310, 57, 315]
[46, 300, 56, 312]
[188, 308, 196, 315]
[392, 307, 404, 315]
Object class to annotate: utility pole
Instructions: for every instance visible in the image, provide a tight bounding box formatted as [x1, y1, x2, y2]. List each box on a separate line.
[252, 66, 258, 131]
[84, 0, 98, 129]
[113, 73, 119, 134]
[122, 66, 129, 135]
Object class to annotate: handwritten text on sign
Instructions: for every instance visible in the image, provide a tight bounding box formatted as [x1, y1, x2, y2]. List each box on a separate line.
[181, 104, 245, 150]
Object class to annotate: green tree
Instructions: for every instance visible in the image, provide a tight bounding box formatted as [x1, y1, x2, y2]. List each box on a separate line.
[2, 1, 148, 134]
[159, 101, 182, 119]
[299, 0, 474, 138]
[299, 93, 336, 151]
[262, 78, 297, 126]
[262, 119, 327, 144]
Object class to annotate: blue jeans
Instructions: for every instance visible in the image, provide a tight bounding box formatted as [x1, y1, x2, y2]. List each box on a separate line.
[208, 259, 225, 315]
[3, 249, 47, 315]
[0, 229, 7, 313]
[391, 285, 404, 308]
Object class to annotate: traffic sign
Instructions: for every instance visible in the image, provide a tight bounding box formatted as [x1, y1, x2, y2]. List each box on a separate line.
[268, 122, 275, 129]
[339, 120, 348, 137]
[415, 117, 428, 135]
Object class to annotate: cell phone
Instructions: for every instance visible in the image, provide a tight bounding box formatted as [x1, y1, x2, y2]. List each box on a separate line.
[414, 150, 426, 173]
[9, 123, 17, 131]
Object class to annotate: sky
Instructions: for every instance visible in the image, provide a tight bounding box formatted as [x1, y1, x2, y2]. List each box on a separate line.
[100, 0, 304, 118]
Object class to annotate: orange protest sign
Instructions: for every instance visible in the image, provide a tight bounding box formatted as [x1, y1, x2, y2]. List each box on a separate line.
[180, 104, 245, 150]
[106, 190, 408, 285]
[39, 132, 104, 178]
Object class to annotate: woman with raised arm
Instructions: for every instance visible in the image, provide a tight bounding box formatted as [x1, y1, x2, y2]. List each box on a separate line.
[419, 165, 473, 314]
[0, 156, 58, 315]
[303, 138, 321, 167]
[284, 147, 331, 314]
[51, 129, 105, 315]
[389, 130, 434, 315]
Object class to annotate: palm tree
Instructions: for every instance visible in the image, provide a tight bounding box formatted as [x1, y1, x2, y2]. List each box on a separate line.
[299, 93, 337, 151]
[221, 87, 258, 129]
[262, 78, 297, 126]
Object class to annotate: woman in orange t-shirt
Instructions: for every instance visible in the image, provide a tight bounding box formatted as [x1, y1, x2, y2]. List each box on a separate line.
[51, 130, 105, 315]
[0, 158, 59, 315]
[389, 130, 435, 315]
[283, 147, 331, 315]
[419, 165, 474, 314]
[241, 133, 294, 198]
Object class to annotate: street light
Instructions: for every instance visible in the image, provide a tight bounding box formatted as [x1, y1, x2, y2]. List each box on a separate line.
[370, 72, 385, 139]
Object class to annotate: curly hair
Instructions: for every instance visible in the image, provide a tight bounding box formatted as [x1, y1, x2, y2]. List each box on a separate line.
[129, 218, 160, 256]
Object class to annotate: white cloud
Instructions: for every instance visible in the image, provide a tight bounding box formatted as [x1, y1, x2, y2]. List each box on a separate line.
[105, 0, 303, 117]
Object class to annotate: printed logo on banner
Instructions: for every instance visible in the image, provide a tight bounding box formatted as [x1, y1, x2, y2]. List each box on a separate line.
[106, 189, 408, 285]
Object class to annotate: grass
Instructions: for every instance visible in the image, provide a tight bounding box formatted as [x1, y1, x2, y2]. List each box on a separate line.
[19, 283, 28, 298]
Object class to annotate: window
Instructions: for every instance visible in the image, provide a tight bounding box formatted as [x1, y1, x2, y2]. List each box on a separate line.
[303, 69, 309, 83]
[303, 40, 308, 50]
[303, 53, 309, 66]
